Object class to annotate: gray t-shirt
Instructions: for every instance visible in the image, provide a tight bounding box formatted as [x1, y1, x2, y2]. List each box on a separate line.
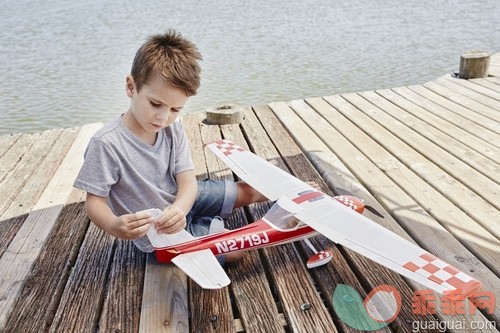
[73, 116, 194, 252]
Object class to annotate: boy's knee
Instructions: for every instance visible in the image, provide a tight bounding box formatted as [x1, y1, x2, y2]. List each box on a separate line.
[234, 182, 266, 208]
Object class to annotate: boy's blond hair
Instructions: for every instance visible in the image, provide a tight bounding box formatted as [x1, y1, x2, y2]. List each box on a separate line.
[131, 29, 202, 96]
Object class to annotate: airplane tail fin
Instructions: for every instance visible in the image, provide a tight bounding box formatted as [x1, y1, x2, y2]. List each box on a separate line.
[140, 208, 196, 249]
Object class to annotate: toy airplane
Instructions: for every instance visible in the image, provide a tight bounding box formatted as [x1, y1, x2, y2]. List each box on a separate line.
[144, 139, 482, 300]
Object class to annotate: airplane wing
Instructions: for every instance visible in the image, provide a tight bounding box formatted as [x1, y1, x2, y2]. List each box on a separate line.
[208, 140, 482, 298]
[207, 140, 313, 201]
[172, 249, 231, 289]
[294, 198, 482, 298]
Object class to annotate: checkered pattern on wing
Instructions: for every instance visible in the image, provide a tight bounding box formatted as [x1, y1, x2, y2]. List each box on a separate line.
[214, 139, 245, 156]
[403, 253, 480, 294]
[336, 196, 358, 210]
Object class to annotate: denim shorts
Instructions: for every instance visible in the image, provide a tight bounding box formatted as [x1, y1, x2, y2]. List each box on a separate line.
[186, 179, 237, 237]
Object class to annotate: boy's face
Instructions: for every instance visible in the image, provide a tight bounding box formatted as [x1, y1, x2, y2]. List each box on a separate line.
[125, 73, 189, 136]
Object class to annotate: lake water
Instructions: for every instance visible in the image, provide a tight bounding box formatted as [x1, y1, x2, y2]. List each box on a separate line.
[1, 0, 499, 135]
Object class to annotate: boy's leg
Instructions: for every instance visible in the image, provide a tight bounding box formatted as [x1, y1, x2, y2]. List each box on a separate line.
[233, 181, 320, 209]
[233, 181, 268, 208]
[188, 180, 266, 263]
[187, 180, 244, 263]
[226, 181, 267, 262]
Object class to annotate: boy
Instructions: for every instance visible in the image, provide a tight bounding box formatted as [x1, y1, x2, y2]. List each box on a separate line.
[73, 30, 264, 259]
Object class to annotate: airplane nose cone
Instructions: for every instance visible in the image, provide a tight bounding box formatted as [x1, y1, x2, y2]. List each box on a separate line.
[334, 195, 365, 214]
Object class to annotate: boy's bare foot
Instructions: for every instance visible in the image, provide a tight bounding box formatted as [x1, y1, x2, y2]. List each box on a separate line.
[225, 251, 244, 262]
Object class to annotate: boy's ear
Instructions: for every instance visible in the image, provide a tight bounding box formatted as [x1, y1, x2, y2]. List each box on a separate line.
[126, 75, 135, 97]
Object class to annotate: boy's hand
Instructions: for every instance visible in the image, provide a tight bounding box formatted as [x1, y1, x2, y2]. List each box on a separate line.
[156, 206, 186, 234]
[110, 211, 154, 240]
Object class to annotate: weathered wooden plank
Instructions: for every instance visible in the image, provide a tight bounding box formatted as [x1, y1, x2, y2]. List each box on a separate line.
[189, 284, 233, 333]
[0, 128, 77, 258]
[234, 316, 287, 333]
[489, 53, 500, 66]
[469, 77, 500, 94]
[377, 88, 499, 163]
[182, 114, 209, 179]
[487, 76, 500, 85]
[359, 90, 499, 182]
[335, 92, 500, 214]
[392, 86, 500, 149]
[423, 81, 500, 122]
[0, 129, 64, 217]
[359, 89, 500, 180]
[489, 65, 500, 77]
[338, 94, 500, 209]
[0, 132, 39, 183]
[434, 77, 500, 110]
[48, 223, 115, 333]
[3, 188, 89, 333]
[408, 85, 500, 135]
[440, 76, 500, 102]
[281, 99, 500, 326]
[98, 241, 146, 333]
[265, 103, 437, 333]
[0, 133, 21, 158]
[0, 123, 102, 331]
[139, 255, 189, 333]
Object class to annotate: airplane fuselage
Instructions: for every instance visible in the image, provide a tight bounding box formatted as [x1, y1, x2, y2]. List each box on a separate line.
[155, 218, 317, 263]
[154, 195, 366, 263]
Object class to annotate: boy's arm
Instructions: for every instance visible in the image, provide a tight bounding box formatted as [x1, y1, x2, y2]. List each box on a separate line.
[156, 169, 197, 234]
[85, 193, 153, 240]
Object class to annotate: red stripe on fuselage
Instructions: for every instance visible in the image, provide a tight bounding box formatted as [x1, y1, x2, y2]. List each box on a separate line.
[154, 219, 316, 263]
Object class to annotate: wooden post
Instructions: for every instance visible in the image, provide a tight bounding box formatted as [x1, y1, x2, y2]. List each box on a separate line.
[458, 50, 490, 79]
[205, 104, 243, 125]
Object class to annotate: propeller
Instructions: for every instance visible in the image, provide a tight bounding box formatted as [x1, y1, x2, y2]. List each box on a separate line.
[334, 187, 385, 218]
[364, 205, 385, 219]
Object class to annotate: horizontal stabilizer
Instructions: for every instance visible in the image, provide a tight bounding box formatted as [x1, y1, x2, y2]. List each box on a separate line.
[172, 249, 230, 289]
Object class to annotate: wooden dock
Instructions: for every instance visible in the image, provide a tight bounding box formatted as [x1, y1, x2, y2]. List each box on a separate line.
[0, 53, 499, 333]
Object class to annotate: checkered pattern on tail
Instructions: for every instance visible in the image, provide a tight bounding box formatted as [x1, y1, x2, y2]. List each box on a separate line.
[213, 139, 245, 156]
